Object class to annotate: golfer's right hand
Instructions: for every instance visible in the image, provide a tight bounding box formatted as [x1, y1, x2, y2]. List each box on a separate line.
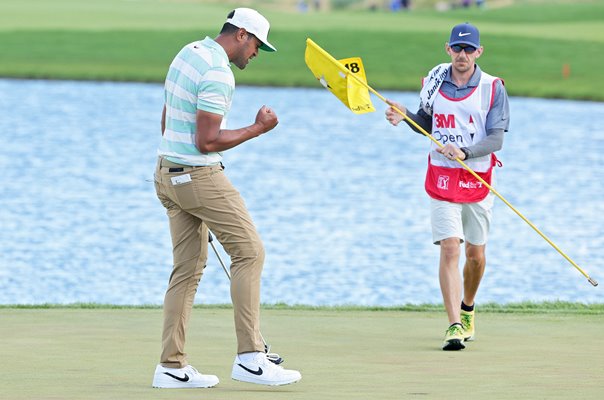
[255, 105, 279, 134]
[385, 100, 406, 126]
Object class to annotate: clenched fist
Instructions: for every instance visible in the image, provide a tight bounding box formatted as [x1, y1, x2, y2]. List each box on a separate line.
[255, 105, 279, 133]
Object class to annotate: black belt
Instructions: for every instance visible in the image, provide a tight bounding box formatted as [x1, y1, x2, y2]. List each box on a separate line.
[161, 161, 224, 173]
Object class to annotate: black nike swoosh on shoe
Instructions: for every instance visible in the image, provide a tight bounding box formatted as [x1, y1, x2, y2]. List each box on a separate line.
[238, 364, 263, 376]
[163, 372, 190, 382]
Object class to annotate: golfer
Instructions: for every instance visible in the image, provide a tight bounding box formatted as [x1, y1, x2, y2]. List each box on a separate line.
[151, 8, 301, 387]
[385, 22, 510, 350]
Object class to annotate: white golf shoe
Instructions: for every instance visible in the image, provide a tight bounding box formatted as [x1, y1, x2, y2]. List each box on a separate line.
[152, 364, 219, 388]
[231, 352, 301, 386]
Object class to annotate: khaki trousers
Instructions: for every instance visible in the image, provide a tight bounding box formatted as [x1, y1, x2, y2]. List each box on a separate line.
[154, 157, 265, 368]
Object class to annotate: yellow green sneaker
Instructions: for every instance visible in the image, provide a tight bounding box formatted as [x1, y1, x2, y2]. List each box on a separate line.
[460, 309, 475, 341]
[442, 323, 465, 351]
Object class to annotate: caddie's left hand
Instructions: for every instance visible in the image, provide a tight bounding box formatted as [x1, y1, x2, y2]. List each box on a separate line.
[437, 144, 465, 161]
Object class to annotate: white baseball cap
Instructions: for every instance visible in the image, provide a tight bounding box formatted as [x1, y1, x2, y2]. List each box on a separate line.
[226, 8, 276, 52]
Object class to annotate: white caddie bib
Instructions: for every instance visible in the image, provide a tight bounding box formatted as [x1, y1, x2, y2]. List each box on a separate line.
[425, 71, 503, 203]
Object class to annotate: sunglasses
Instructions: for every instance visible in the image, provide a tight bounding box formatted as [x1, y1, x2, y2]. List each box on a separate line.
[451, 44, 477, 54]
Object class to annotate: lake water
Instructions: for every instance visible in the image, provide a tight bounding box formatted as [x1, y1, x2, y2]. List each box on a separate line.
[0, 79, 602, 306]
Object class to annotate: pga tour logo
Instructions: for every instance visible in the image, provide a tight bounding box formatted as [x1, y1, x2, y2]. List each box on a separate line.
[437, 175, 450, 190]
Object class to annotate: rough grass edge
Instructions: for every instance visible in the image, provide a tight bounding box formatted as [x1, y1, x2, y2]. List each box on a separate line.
[1, 301, 603, 314]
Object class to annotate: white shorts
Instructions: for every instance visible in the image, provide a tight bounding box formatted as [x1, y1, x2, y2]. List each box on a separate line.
[430, 193, 495, 245]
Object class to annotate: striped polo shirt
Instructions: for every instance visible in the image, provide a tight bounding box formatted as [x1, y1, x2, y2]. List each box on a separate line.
[158, 37, 235, 166]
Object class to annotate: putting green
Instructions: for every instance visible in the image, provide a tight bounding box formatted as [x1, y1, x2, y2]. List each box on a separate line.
[1, 307, 602, 399]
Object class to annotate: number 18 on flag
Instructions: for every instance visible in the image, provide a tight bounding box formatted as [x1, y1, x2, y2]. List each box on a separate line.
[305, 38, 375, 114]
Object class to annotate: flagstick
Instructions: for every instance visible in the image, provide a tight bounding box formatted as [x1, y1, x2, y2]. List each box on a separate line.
[306, 39, 597, 287]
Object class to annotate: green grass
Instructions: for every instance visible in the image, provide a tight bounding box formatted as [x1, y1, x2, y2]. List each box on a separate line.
[0, 0, 603, 99]
[3, 301, 604, 313]
[1, 306, 603, 399]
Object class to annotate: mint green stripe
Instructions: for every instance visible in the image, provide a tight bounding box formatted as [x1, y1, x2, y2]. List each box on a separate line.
[179, 47, 211, 73]
[166, 68, 197, 95]
[159, 139, 200, 156]
[197, 80, 233, 113]
[166, 118, 195, 134]
[197, 103, 225, 115]
[199, 79, 232, 96]
[166, 93, 196, 114]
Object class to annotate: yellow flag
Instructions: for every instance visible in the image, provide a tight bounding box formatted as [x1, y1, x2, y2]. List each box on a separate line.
[304, 38, 375, 114]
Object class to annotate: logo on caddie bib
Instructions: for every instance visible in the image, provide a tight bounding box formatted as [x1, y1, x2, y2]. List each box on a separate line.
[459, 180, 483, 189]
[437, 175, 450, 190]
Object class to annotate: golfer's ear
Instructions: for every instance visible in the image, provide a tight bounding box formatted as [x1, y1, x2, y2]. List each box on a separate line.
[236, 28, 248, 41]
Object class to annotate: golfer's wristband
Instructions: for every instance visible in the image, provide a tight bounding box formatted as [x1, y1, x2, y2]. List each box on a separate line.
[460, 147, 471, 160]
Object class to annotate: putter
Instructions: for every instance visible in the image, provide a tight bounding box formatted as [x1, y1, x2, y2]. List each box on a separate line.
[208, 232, 284, 365]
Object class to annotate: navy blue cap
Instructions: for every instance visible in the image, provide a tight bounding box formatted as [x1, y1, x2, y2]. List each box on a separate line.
[449, 22, 480, 47]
